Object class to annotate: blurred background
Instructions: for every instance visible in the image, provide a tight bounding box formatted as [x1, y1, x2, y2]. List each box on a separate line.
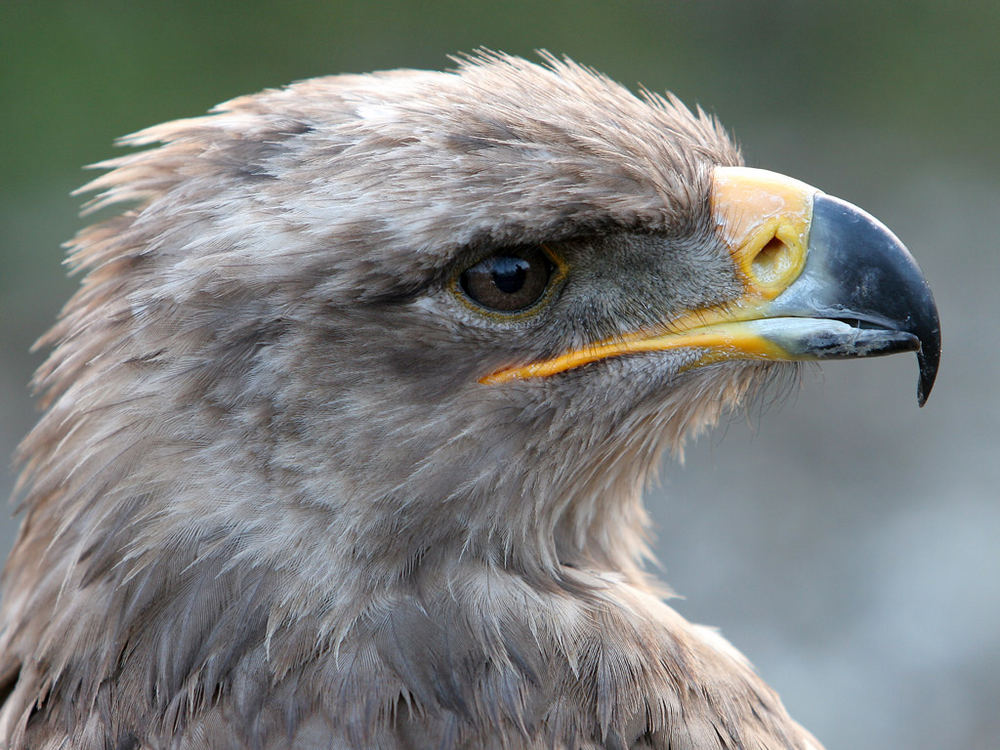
[2, 1, 997, 747]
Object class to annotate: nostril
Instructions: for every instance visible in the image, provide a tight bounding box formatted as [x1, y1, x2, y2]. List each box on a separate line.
[751, 234, 791, 284]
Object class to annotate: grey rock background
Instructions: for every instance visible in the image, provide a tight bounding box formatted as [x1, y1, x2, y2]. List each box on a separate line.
[2, 3, 997, 748]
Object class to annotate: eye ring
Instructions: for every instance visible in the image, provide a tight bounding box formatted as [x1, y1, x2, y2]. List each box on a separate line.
[450, 244, 567, 320]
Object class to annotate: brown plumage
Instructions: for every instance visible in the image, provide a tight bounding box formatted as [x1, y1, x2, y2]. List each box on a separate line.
[0, 53, 938, 749]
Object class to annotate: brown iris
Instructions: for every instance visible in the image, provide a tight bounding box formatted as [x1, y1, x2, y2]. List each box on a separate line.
[458, 245, 554, 313]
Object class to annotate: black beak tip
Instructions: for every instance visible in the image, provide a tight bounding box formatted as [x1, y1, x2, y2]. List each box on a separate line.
[808, 195, 941, 408]
[913, 278, 941, 407]
[916, 330, 941, 407]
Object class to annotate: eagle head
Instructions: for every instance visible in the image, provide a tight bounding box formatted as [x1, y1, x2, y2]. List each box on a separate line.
[0, 53, 939, 749]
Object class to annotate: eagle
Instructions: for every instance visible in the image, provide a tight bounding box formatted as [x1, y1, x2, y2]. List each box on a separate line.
[0, 53, 939, 749]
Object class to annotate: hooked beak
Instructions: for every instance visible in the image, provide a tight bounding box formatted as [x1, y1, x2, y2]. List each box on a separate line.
[482, 166, 941, 406]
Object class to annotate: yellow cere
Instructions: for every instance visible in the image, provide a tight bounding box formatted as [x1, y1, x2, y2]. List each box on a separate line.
[711, 166, 814, 300]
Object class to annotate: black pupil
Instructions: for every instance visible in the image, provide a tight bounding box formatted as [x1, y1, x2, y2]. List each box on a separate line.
[492, 257, 529, 294]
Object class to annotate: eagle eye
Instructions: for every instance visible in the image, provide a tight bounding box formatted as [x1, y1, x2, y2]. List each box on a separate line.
[457, 245, 558, 314]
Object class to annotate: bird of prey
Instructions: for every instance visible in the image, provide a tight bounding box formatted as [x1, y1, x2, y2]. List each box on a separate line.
[0, 53, 939, 749]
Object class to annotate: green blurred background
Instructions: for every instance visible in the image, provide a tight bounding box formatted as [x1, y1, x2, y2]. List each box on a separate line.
[2, 2, 998, 747]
